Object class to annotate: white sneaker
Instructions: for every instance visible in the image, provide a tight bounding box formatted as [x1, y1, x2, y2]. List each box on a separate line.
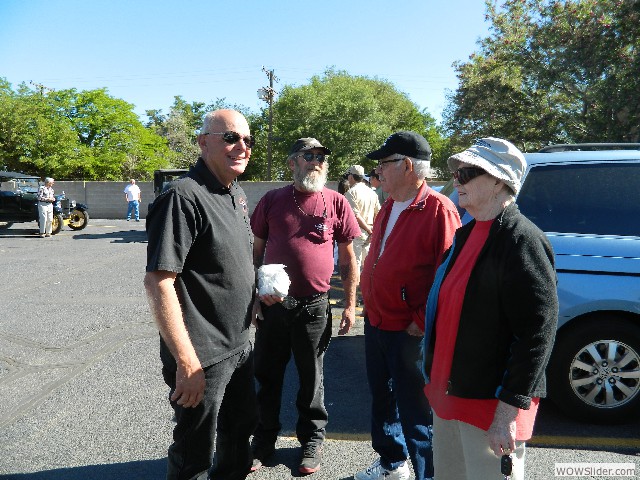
[354, 458, 410, 480]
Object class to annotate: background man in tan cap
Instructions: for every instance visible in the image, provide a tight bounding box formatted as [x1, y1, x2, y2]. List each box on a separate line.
[345, 164, 380, 271]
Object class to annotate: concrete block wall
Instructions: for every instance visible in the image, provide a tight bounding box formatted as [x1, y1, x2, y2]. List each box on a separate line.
[52, 181, 337, 219]
[52, 180, 445, 219]
[55, 181, 155, 219]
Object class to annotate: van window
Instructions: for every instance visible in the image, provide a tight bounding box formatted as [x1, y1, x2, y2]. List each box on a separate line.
[517, 162, 640, 236]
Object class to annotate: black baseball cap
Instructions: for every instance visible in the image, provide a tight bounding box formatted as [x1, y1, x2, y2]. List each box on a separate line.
[366, 131, 432, 160]
[289, 137, 332, 156]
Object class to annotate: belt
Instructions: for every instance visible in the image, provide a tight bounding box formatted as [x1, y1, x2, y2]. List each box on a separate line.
[282, 292, 328, 310]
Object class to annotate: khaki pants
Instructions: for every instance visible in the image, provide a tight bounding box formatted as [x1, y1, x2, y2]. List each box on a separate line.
[432, 411, 525, 480]
[352, 234, 370, 271]
[38, 203, 53, 235]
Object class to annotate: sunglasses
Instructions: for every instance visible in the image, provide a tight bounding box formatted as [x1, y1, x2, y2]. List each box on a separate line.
[205, 131, 255, 148]
[294, 153, 327, 163]
[452, 167, 487, 185]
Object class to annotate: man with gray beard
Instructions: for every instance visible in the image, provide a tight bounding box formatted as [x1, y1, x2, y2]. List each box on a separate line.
[249, 138, 360, 475]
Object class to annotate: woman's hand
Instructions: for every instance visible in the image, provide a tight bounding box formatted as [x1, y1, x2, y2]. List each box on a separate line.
[487, 400, 518, 456]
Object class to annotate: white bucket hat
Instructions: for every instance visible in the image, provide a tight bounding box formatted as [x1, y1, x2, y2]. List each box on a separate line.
[447, 137, 527, 194]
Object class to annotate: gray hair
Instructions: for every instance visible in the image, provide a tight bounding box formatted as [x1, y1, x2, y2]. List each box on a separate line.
[200, 111, 217, 135]
[45, 177, 54, 184]
[391, 156, 431, 180]
[411, 158, 432, 180]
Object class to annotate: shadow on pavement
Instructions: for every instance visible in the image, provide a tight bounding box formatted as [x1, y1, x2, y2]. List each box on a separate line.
[0, 458, 166, 480]
[324, 335, 370, 437]
[0, 227, 41, 237]
[73, 229, 148, 244]
[277, 333, 371, 439]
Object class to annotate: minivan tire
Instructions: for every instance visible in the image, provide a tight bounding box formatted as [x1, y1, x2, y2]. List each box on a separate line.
[547, 315, 640, 424]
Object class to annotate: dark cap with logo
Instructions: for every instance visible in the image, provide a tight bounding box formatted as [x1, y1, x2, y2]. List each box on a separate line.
[366, 131, 432, 161]
[289, 137, 332, 156]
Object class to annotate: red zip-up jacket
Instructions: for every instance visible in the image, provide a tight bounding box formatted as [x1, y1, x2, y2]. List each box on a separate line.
[361, 182, 460, 331]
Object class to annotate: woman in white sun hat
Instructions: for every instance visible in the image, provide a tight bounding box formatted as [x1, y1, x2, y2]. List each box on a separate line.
[422, 137, 559, 480]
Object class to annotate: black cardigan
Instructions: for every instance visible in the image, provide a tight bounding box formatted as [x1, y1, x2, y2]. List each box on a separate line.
[435, 203, 558, 409]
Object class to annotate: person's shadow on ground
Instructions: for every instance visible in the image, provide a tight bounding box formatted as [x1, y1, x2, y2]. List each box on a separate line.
[0, 458, 166, 480]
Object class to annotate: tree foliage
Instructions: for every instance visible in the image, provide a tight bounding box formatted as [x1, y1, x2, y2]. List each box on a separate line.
[0, 81, 173, 180]
[444, 0, 640, 151]
[146, 96, 257, 171]
[246, 69, 444, 181]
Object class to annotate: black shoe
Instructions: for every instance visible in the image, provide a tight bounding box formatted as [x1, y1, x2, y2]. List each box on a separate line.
[250, 441, 275, 473]
[298, 443, 322, 475]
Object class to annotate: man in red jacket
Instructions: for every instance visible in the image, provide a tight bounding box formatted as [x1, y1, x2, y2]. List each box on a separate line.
[354, 131, 460, 480]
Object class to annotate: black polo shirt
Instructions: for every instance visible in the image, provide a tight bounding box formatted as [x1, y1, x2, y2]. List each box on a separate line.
[146, 158, 255, 369]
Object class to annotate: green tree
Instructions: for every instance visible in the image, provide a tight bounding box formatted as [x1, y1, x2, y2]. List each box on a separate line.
[0, 81, 172, 180]
[444, 0, 640, 151]
[0, 81, 80, 176]
[247, 69, 443, 181]
[147, 96, 257, 170]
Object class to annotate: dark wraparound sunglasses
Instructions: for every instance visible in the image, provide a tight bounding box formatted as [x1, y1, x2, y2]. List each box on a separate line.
[294, 153, 327, 163]
[452, 167, 487, 185]
[204, 131, 255, 148]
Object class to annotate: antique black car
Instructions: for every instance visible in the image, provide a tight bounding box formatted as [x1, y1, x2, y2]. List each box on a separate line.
[0, 171, 89, 234]
[153, 168, 188, 198]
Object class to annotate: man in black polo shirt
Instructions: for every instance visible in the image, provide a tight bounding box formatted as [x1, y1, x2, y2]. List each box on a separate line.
[144, 109, 257, 480]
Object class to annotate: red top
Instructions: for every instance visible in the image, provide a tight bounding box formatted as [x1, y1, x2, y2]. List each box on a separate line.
[424, 219, 539, 440]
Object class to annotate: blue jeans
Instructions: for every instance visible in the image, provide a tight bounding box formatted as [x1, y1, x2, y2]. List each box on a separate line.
[162, 344, 258, 480]
[127, 200, 139, 220]
[364, 317, 434, 479]
[253, 295, 331, 447]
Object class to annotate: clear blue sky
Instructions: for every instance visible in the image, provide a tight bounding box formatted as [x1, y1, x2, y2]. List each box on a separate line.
[0, 0, 491, 124]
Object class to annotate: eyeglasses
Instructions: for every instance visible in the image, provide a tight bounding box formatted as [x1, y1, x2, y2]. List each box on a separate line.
[204, 131, 255, 148]
[294, 153, 327, 163]
[452, 167, 487, 185]
[377, 157, 405, 169]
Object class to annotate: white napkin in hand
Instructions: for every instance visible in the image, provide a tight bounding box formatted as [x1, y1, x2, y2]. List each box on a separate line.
[257, 264, 290, 297]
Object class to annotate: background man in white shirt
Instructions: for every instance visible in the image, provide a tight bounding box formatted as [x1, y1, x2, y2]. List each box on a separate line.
[124, 179, 141, 221]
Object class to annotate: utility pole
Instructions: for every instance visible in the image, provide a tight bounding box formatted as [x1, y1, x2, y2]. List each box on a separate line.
[258, 67, 278, 180]
[30, 81, 54, 95]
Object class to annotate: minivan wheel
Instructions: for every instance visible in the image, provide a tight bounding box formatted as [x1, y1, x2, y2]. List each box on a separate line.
[548, 316, 640, 423]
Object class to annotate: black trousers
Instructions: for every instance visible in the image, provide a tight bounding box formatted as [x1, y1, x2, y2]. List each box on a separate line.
[253, 296, 331, 447]
[162, 344, 258, 480]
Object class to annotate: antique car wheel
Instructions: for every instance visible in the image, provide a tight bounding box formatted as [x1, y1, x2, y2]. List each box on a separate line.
[51, 213, 64, 235]
[547, 315, 640, 423]
[68, 209, 89, 230]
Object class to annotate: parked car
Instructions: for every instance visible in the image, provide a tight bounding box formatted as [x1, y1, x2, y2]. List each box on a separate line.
[440, 143, 640, 423]
[0, 171, 89, 234]
[153, 169, 188, 198]
[55, 190, 89, 231]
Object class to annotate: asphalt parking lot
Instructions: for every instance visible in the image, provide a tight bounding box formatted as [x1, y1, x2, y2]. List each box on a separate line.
[1, 219, 637, 480]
